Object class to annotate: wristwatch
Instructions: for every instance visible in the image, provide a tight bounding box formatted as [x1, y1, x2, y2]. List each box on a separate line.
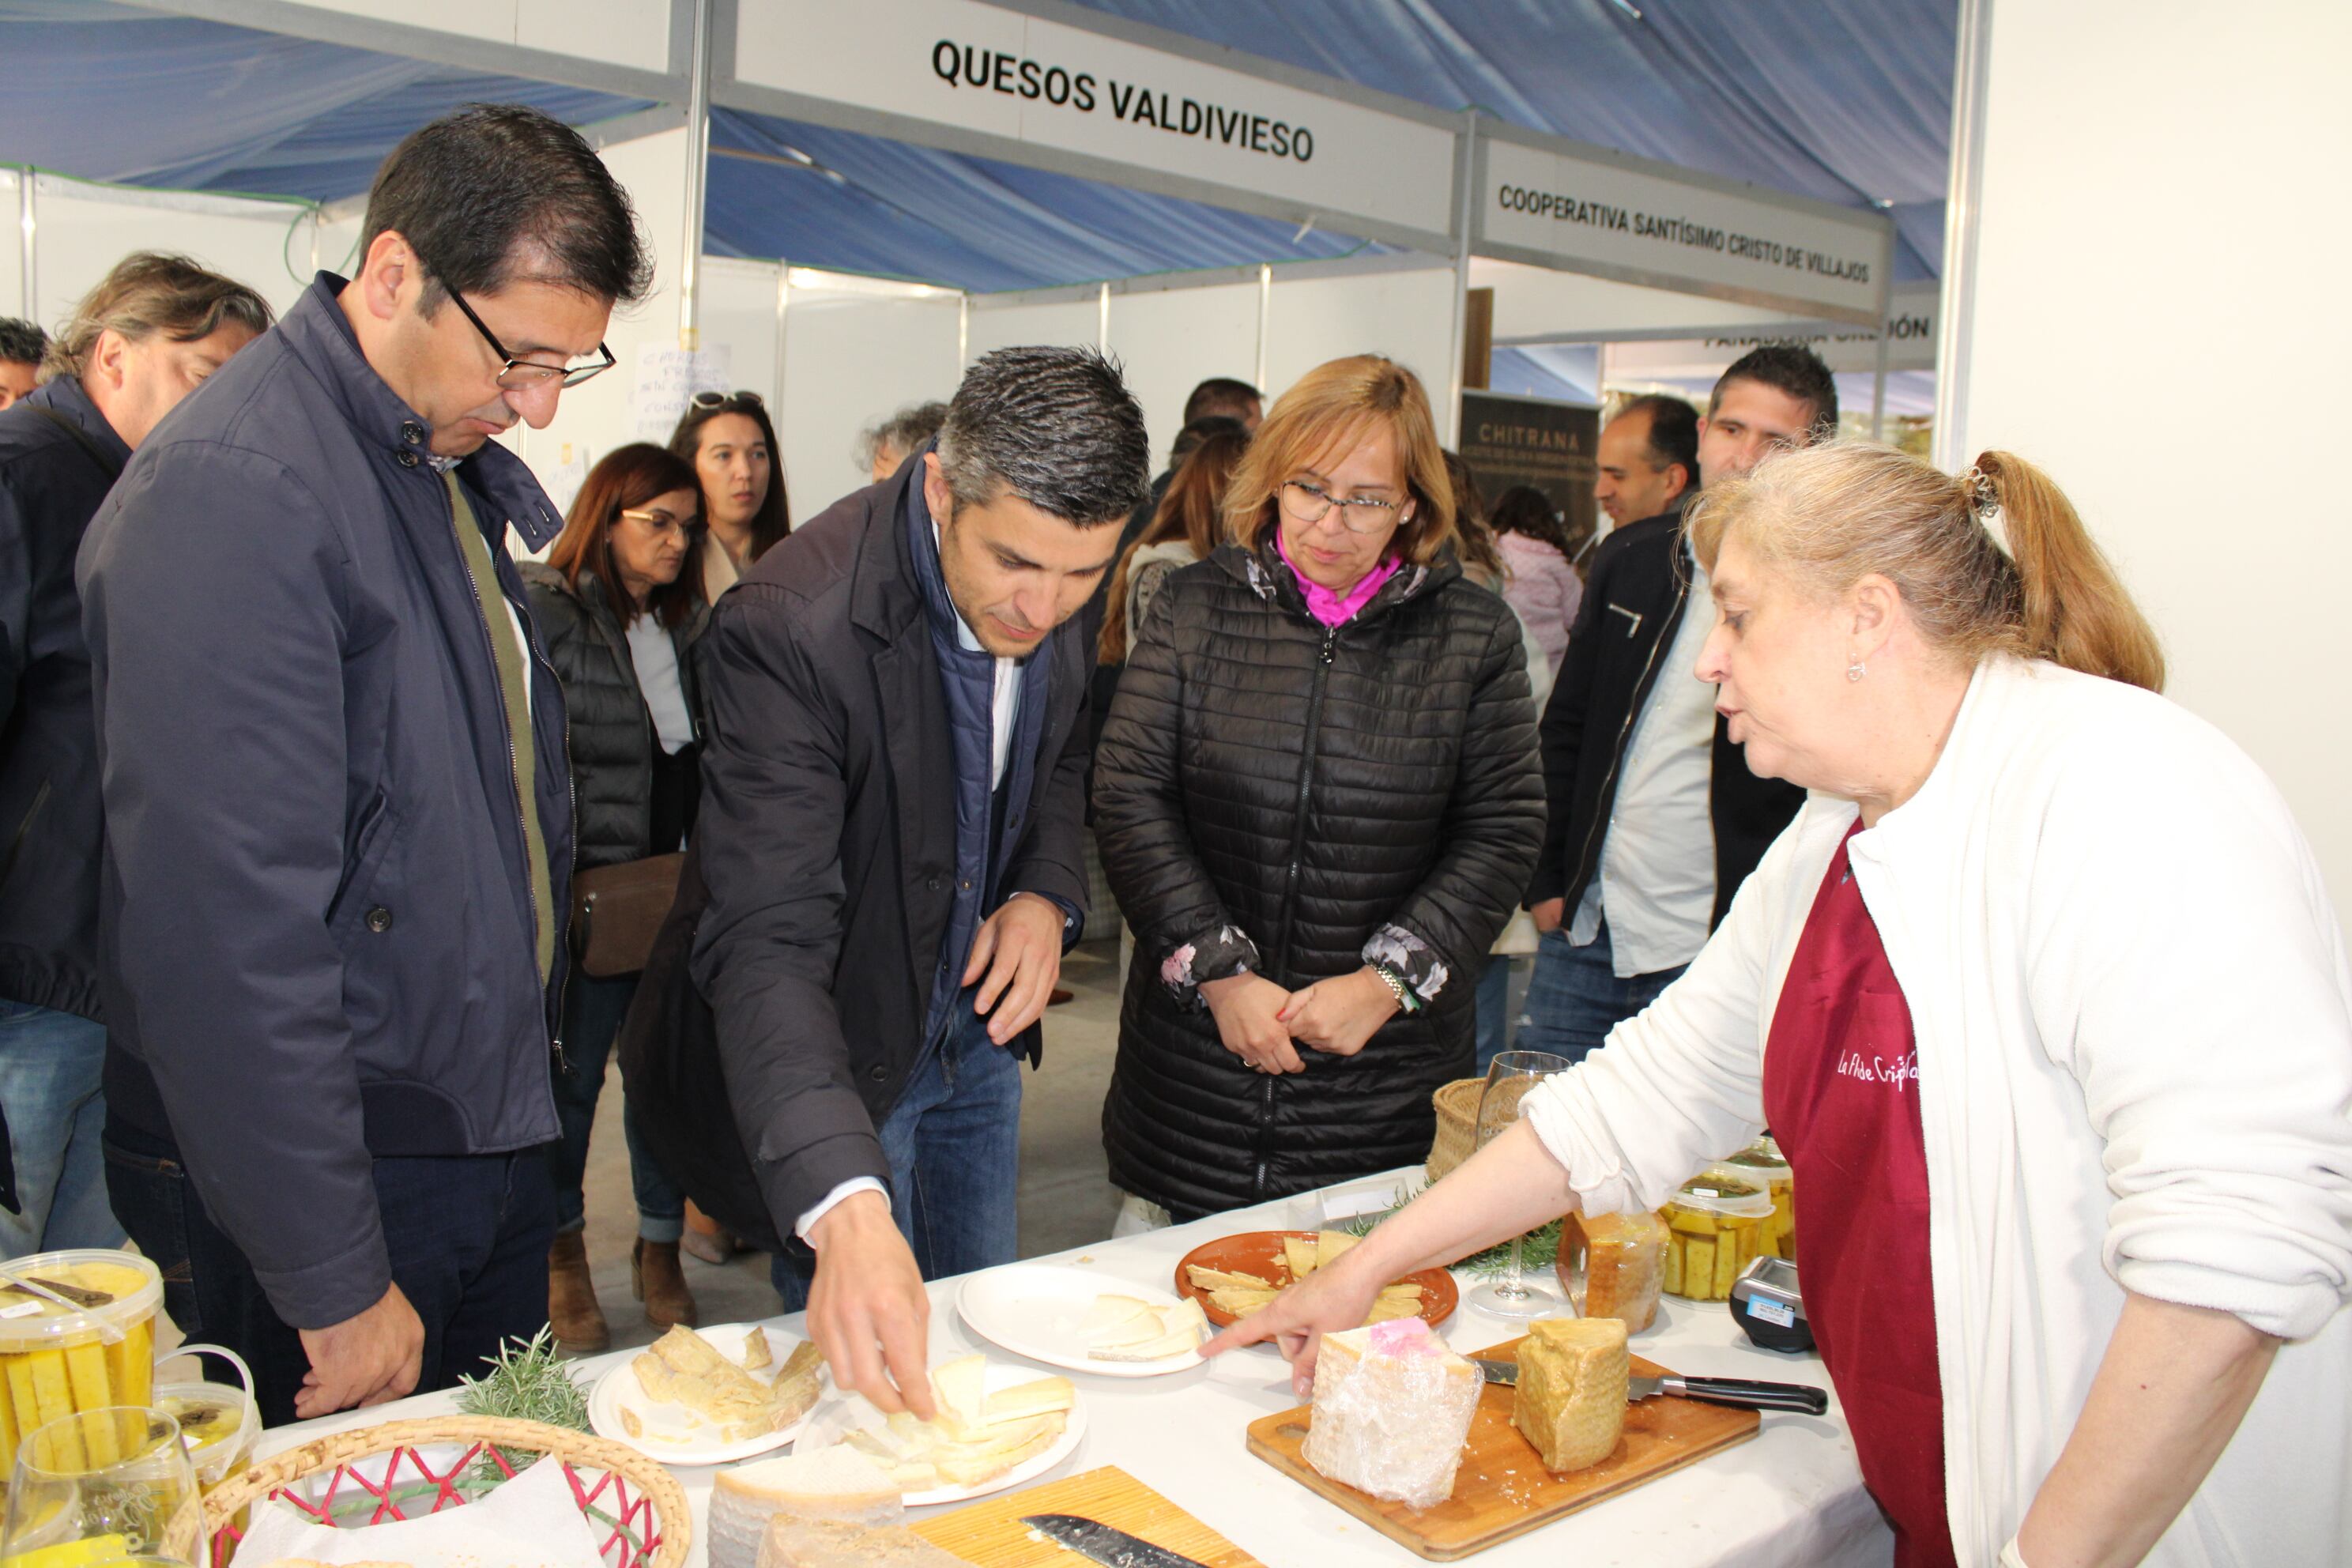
[1369, 962, 1418, 1012]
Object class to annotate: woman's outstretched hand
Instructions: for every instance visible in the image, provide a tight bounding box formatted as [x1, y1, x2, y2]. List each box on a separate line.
[1200, 1247, 1386, 1397]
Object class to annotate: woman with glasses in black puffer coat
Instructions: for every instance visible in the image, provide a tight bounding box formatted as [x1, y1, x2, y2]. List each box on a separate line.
[1093, 356, 1546, 1222]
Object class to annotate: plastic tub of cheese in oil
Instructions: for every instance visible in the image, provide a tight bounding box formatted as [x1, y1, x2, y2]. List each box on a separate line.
[1660, 1174, 1773, 1302]
[154, 1344, 258, 1494]
[1712, 1136, 1796, 1261]
[0, 1250, 162, 1480]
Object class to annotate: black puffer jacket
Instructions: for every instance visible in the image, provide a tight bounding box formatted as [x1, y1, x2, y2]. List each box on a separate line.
[1094, 542, 1545, 1218]
[520, 562, 705, 870]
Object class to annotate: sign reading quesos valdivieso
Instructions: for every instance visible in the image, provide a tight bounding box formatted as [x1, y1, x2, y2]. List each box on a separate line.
[1481, 137, 1888, 321]
[736, 0, 1459, 243]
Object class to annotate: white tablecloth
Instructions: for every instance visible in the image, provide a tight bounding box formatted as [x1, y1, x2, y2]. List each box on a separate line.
[263, 1174, 1893, 1567]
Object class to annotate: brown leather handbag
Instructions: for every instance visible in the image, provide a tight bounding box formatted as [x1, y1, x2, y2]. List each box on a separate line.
[569, 852, 686, 978]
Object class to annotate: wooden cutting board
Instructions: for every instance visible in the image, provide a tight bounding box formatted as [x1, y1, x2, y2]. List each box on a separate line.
[1245, 1338, 1760, 1561]
[912, 1464, 1267, 1567]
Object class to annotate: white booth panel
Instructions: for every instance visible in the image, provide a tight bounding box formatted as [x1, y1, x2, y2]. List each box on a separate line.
[781, 292, 964, 517]
[1949, 0, 2352, 914]
[285, 0, 670, 76]
[32, 183, 318, 327]
[698, 257, 782, 408]
[1262, 266, 1456, 408]
[964, 298, 1101, 362]
[1473, 256, 1804, 342]
[1106, 281, 1261, 462]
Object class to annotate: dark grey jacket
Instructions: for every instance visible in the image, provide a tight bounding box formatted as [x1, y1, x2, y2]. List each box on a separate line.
[519, 561, 704, 872]
[77, 273, 573, 1329]
[0, 377, 129, 1021]
[688, 465, 1092, 1234]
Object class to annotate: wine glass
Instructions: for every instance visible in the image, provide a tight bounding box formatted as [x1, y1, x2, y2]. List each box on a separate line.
[2, 1405, 202, 1564]
[1464, 1048, 1574, 1319]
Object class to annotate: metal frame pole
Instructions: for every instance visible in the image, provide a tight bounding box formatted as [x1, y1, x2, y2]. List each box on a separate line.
[19, 168, 36, 320]
[1444, 110, 1479, 446]
[677, 0, 716, 350]
[1254, 263, 1271, 393]
[1932, 0, 1995, 469]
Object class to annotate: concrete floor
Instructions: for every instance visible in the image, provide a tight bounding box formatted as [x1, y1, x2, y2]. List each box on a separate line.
[572, 937, 1129, 1353]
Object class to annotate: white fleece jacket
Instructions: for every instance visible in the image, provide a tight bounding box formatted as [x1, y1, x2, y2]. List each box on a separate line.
[1525, 656, 2352, 1565]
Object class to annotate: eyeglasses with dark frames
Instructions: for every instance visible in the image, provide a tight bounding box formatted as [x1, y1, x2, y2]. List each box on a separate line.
[619, 506, 699, 537]
[431, 273, 616, 391]
[1279, 478, 1412, 536]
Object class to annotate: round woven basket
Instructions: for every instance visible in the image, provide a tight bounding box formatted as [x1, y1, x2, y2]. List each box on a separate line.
[200, 1414, 691, 1567]
[1425, 1076, 1485, 1182]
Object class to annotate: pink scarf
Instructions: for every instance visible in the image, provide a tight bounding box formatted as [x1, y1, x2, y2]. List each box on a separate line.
[1276, 531, 1402, 628]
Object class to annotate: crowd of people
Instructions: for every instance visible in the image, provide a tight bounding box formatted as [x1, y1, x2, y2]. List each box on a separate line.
[2, 100, 2347, 1567]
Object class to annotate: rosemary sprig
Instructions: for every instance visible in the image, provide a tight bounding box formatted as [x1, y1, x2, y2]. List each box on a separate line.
[1344, 1196, 1567, 1280]
[455, 1324, 593, 1431]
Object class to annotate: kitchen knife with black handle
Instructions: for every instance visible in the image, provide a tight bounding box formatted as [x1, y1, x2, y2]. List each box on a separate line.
[1470, 1357, 1828, 1415]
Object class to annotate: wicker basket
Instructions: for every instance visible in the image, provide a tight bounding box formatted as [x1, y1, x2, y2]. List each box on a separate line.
[200, 1415, 691, 1568]
[1425, 1076, 1486, 1182]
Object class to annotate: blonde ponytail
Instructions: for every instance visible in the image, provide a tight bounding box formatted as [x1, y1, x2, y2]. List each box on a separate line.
[1970, 452, 2164, 692]
[1690, 443, 2165, 692]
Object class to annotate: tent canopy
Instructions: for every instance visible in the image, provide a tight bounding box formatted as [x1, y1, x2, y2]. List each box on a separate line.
[0, 0, 1952, 294]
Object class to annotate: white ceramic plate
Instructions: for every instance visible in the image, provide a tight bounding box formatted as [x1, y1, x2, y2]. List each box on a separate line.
[797, 1361, 1087, 1506]
[956, 1263, 1205, 1378]
[587, 1321, 825, 1467]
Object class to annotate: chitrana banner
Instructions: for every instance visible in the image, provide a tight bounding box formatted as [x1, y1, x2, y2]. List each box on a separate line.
[1459, 390, 1600, 555]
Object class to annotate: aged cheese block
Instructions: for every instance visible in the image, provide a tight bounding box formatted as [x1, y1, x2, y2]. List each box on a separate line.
[1302, 1318, 1479, 1511]
[1512, 1317, 1629, 1473]
[1567, 1211, 1669, 1332]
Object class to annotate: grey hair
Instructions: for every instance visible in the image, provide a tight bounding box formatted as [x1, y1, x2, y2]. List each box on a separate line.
[42, 252, 273, 384]
[854, 398, 949, 474]
[936, 346, 1150, 524]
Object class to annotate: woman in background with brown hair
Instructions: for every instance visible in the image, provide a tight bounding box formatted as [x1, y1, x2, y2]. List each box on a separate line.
[1217, 444, 2352, 1568]
[670, 390, 789, 600]
[1097, 420, 1250, 667]
[522, 443, 709, 1350]
[1095, 356, 1545, 1219]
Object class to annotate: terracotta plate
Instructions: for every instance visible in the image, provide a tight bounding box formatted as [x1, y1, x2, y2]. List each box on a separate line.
[1173, 1230, 1457, 1332]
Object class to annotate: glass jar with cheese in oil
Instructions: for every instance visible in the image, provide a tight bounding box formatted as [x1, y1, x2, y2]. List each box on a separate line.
[1660, 1174, 1773, 1302]
[0, 1251, 162, 1485]
[1713, 1136, 1796, 1261]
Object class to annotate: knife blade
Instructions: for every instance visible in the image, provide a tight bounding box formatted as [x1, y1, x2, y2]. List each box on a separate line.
[1471, 1358, 1827, 1415]
[1021, 1513, 1216, 1568]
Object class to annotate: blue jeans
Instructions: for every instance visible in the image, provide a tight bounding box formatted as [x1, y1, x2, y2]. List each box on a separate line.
[549, 971, 687, 1243]
[1475, 955, 1515, 1076]
[1516, 919, 1688, 1065]
[771, 998, 1023, 1310]
[0, 1001, 121, 1256]
[104, 1118, 555, 1428]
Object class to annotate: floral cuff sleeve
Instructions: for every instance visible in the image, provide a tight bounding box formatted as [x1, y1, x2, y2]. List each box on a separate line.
[1160, 923, 1261, 1008]
[1364, 923, 1450, 1008]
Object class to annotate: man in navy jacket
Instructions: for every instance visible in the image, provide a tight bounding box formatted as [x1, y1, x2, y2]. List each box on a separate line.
[80, 106, 649, 1424]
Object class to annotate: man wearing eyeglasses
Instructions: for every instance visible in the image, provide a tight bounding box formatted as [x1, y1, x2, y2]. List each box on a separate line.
[77, 105, 650, 1425]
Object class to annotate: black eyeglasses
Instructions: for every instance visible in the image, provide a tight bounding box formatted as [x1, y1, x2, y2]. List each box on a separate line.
[435, 277, 615, 391]
[689, 389, 764, 410]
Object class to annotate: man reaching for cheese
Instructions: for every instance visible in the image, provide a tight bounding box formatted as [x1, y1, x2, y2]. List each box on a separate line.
[691, 348, 1149, 1415]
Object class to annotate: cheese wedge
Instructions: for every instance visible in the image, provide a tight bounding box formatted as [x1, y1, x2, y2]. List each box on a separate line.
[928, 1354, 986, 1430]
[1316, 1230, 1363, 1270]
[1079, 1295, 1156, 1338]
[1084, 1293, 1207, 1362]
[707, 1447, 901, 1568]
[983, 1374, 1073, 1423]
[1281, 1234, 1320, 1280]
[1511, 1316, 1629, 1473]
[1302, 1319, 1479, 1510]
[741, 1326, 774, 1370]
[1185, 1265, 1274, 1291]
[632, 1325, 799, 1440]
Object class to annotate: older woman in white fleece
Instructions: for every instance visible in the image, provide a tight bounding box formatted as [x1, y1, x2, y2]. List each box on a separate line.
[1210, 443, 2352, 1568]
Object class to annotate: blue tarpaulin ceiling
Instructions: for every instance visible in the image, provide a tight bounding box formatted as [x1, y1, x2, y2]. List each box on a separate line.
[0, 0, 1952, 295]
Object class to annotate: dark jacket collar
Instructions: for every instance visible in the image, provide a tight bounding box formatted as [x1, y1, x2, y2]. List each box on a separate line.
[275, 272, 565, 550]
[1216, 533, 1459, 626]
[28, 376, 133, 470]
[848, 458, 926, 643]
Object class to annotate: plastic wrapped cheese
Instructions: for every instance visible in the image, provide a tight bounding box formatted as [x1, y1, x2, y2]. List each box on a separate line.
[1302, 1317, 1479, 1511]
